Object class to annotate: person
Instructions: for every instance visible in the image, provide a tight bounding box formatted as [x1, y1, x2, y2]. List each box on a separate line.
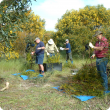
[25, 42, 35, 53]
[89, 31, 109, 91]
[60, 39, 73, 64]
[31, 37, 45, 75]
[45, 39, 59, 57]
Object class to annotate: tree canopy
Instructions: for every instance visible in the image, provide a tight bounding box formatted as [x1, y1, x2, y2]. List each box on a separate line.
[0, 0, 36, 46]
[54, 5, 110, 56]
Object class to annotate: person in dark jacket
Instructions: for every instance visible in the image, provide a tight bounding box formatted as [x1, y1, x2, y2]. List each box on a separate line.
[60, 39, 73, 64]
[31, 37, 45, 75]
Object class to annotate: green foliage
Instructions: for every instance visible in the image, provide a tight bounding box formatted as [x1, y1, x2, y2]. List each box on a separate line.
[63, 61, 76, 69]
[43, 31, 55, 45]
[0, 0, 36, 46]
[60, 64, 104, 96]
[21, 71, 39, 78]
[25, 52, 35, 69]
[46, 53, 60, 63]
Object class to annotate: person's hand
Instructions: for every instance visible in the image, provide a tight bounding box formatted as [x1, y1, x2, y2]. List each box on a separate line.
[89, 42, 94, 48]
[90, 54, 95, 59]
[47, 52, 50, 56]
[31, 52, 35, 55]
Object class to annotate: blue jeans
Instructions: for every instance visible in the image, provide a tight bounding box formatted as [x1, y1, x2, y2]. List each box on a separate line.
[96, 58, 108, 91]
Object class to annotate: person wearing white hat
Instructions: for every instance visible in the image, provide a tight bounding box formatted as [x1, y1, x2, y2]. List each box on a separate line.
[45, 39, 59, 57]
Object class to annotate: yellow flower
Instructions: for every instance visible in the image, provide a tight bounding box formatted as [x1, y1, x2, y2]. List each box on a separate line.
[0, 14, 2, 17]
[10, 31, 12, 34]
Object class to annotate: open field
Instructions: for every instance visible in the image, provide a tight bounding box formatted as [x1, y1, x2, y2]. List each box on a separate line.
[0, 56, 110, 110]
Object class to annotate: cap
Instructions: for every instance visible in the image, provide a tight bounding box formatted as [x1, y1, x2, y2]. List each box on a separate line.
[34, 37, 40, 41]
[93, 31, 103, 37]
[66, 39, 69, 42]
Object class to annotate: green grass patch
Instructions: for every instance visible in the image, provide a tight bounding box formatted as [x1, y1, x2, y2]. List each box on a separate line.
[0, 57, 110, 110]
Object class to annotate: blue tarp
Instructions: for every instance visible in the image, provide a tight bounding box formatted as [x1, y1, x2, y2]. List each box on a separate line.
[53, 86, 110, 101]
[12, 69, 43, 80]
[26, 69, 35, 72]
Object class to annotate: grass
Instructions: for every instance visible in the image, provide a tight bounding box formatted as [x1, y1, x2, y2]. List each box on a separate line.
[0, 56, 110, 110]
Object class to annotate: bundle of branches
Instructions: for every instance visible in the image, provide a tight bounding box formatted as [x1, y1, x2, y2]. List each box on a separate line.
[21, 71, 39, 78]
[60, 64, 104, 96]
[47, 53, 60, 63]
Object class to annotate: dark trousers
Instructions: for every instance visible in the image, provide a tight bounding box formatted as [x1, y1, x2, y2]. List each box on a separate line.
[66, 52, 73, 61]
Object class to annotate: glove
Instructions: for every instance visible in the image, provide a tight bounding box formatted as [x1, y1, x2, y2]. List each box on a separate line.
[47, 52, 50, 56]
[89, 42, 94, 48]
[90, 54, 95, 59]
[60, 47, 64, 50]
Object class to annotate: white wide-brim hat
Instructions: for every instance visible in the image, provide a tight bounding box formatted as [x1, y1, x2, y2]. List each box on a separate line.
[48, 39, 54, 44]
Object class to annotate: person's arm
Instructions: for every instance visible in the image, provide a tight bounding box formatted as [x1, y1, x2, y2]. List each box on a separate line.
[89, 42, 104, 50]
[64, 48, 69, 50]
[37, 42, 45, 50]
[64, 43, 69, 50]
[94, 46, 104, 51]
[37, 46, 45, 50]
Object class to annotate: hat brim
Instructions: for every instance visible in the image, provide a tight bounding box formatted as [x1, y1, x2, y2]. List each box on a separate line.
[93, 32, 103, 37]
[48, 41, 54, 44]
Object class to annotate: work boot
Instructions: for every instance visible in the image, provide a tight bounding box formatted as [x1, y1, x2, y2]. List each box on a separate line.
[71, 61, 73, 64]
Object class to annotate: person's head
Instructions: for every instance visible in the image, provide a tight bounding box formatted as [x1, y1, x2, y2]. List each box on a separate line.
[48, 39, 54, 45]
[34, 37, 40, 43]
[93, 31, 103, 41]
[65, 39, 69, 43]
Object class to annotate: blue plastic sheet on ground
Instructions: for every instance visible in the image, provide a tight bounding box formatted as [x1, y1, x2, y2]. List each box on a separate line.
[25, 69, 35, 72]
[12, 69, 43, 80]
[12, 73, 21, 76]
[20, 75, 29, 80]
[74, 95, 95, 101]
[53, 86, 110, 101]
[52, 86, 63, 91]
[37, 74, 44, 78]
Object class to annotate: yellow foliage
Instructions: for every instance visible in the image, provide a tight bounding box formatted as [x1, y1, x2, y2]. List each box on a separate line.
[54, 5, 110, 55]
[0, 41, 19, 60]
[20, 11, 45, 40]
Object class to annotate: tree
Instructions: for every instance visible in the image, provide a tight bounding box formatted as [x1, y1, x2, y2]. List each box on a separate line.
[54, 5, 110, 57]
[0, 0, 36, 46]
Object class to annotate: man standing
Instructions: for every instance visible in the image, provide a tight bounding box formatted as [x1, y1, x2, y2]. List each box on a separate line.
[60, 39, 73, 64]
[45, 39, 59, 57]
[31, 37, 45, 75]
[89, 31, 109, 91]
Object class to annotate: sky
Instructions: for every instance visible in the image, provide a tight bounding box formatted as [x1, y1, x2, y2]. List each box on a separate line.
[31, 0, 110, 31]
